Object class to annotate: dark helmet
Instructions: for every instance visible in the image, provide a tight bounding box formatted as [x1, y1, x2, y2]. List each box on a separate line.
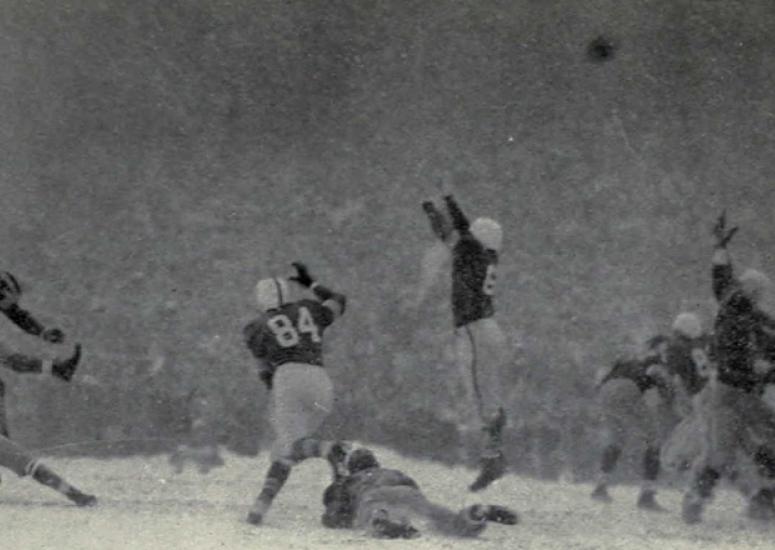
[347, 448, 379, 473]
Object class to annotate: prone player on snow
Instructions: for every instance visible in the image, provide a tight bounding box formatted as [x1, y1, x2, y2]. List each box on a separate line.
[320, 447, 517, 539]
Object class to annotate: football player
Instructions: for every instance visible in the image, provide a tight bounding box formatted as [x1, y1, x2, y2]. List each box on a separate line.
[681, 213, 775, 524]
[243, 262, 350, 525]
[0, 273, 94, 505]
[0, 270, 67, 438]
[592, 313, 709, 511]
[321, 447, 518, 539]
[421, 193, 509, 492]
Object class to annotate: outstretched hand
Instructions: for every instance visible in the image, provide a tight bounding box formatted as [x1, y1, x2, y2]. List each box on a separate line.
[712, 211, 738, 248]
[289, 262, 314, 288]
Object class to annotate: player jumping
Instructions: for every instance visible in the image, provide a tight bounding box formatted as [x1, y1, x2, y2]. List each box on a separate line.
[243, 262, 350, 525]
[421, 193, 509, 492]
[321, 447, 518, 539]
[681, 212, 775, 524]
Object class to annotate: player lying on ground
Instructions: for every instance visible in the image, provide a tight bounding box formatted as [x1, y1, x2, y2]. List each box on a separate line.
[681, 212, 775, 524]
[0, 270, 67, 438]
[243, 263, 350, 525]
[592, 313, 709, 511]
[321, 447, 518, 539]
[421, 192, 510, 492]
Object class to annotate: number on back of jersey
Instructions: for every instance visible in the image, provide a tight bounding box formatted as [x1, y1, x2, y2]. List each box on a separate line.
[267, 306, 321, 348]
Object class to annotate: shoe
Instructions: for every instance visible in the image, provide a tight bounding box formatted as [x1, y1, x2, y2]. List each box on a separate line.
[637, 490, 667, 512]
[246, 510, 264, 526]
[68, 491, 97, 507]
[681, 492, 704, 525]
[247, 500, 270, 526]
[371, 511, 420, 539]
[469, 452, 506, 492]
[590, 484, 612, 503]
[746, 489, 775, 521]
[483, 505, 519, 525]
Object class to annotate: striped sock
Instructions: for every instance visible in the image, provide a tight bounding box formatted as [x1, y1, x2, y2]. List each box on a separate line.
[252, 460, 292, 517]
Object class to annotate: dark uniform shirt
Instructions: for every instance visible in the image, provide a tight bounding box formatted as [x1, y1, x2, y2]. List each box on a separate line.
[243, 299, 335, 373]
[664, 335, 710, 397]
[451, 234, 497, 327]
[712, 263, 775, 392]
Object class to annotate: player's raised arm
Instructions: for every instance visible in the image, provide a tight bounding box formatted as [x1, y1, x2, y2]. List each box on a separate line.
[710, 212, 739, 301]
[289, 262, 346, 318]
[0, 272, 65, 343]
[443, 194, 471, 233]
[422, 200, 453, 242]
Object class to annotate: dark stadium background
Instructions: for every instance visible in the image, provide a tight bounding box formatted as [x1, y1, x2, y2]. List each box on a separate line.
[1, 0, 774, 480]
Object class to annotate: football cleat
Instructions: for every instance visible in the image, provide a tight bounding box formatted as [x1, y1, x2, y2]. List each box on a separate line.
[636, 490, 667, 512]
[746, 489, 775, 521]
[469, 451, 506, 492]
[68, 490, 97, 507]
[483, 505, 518, 525]
[246, 511, 264, 526]
[590, 484, 613, 503]
[681, 492, 705, 525]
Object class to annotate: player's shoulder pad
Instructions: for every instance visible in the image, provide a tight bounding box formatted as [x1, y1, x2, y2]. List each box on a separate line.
[243, 316, 266, 340]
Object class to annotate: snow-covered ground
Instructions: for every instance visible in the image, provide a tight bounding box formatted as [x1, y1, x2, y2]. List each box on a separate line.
[2, 445, 774, 550]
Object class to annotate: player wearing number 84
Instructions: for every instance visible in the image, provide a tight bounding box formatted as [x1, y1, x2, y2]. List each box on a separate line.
[242, 263, 350, 526]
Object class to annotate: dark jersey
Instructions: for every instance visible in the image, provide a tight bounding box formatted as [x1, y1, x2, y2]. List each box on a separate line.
[600, 356, 663, 393]
[322, 467, 419, 529]
[664, 335, 710, 396]
[712, 263, 775, 392]
[243, 299, 335, 372]
[451, 234, 497, 327]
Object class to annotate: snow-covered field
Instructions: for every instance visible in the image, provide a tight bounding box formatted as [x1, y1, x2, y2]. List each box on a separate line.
[2, 445, 774, 550]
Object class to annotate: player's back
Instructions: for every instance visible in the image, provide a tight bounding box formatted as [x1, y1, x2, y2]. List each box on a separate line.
[245, 298, 335, 370]
[451, 234, 497, 326]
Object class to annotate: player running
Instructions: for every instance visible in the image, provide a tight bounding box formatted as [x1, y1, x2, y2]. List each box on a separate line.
[321, 447, 518, 539]
[243, 262, 350, 526]
[681, 213, 775, 524]
[421, 193, 509, 492]
[592, 313, 708, 511]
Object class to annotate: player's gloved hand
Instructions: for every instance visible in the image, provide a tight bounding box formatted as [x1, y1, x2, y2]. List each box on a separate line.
[42, 328, 65, 344]
[0, 271, 22, 310]
[712, 210, 738, 248]
[290, 262, 314, 288]
[259, 369, 274, 390]
[52, 343, 81, 382]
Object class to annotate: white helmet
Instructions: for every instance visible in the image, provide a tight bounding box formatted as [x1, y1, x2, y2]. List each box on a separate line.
[672, 312, 702, 339]
[471, 217, 502, 251]
[255, 277, 289, 311]
[740, 269, 771, 303]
